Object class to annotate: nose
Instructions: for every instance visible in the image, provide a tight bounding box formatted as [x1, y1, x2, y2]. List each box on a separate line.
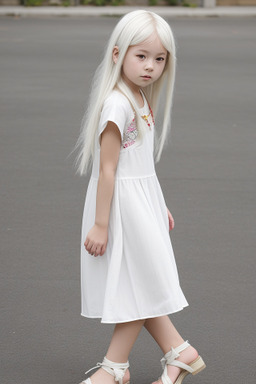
[145, 59, 154, 71]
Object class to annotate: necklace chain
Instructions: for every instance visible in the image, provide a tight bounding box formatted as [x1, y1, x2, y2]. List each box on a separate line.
[141, 103, 155, 130]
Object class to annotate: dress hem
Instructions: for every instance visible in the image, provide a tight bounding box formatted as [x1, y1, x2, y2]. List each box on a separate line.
[81, 304, 189, 324]
[91, 173, 156, 181]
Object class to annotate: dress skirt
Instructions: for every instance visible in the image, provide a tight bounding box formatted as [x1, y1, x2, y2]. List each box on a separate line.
[80, 90, 189, 323]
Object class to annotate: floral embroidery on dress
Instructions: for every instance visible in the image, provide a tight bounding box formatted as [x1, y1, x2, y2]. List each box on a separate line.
[122, 117, 138, 148]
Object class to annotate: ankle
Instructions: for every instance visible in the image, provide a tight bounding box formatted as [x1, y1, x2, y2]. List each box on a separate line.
[105, 354, 129, 364]
[162, 338, 186, 355]
[177, 345, 199, 363]
[101, 356, 130, 383]
[170, 338, 186, 350]
[163, 341, 199, 364]
[90, 367, 130, 384]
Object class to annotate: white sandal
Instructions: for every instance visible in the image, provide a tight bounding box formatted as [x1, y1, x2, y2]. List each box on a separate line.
[158, 340, 206, 384]
[81, 356, 130, 384]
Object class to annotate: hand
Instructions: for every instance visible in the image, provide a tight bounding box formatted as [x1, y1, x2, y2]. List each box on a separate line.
[167, 207, 175, 231]
[84, 224, 108, 257]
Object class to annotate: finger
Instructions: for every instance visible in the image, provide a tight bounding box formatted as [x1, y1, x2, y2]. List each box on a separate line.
[85, 240, 93, 253]
[85, 239, 91, 250]
[90, 244, 97, 255]
[99, 245, 105, 256]
[101, 243, 107, 256]
[94, 245, 102, 257]
[84, 238, 89, 247]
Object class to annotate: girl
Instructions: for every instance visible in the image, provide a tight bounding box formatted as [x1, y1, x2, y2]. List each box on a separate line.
[76, 10, 206, 384]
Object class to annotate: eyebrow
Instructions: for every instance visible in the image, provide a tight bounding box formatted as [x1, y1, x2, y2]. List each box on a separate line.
[136, 49, 167, 56]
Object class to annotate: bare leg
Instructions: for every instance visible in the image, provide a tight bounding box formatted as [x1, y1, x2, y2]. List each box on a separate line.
[106, 319, 145, 362]
[144, 316, 199, 384]
[144, 315, 185, 353]
[83, 319, 145, 384]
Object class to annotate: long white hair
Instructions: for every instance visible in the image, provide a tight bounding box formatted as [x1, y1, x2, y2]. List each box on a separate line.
[75, 10, 177, 175]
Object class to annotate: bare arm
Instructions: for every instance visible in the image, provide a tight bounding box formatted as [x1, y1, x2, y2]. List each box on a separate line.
[84, 121, 121, 257]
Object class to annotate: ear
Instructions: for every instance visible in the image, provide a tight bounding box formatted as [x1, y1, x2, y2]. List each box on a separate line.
[112, 46, 119, 64]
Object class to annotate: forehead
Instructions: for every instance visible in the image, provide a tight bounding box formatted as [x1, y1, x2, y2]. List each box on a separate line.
[131, 33, 167, 54]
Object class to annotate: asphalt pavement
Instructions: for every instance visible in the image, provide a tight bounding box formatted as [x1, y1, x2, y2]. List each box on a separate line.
[1, 15, 256, 384]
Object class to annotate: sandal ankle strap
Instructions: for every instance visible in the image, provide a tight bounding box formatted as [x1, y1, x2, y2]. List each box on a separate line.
[85, 356, 129, 384]
[160, 340, 193, 374]
[173, 340, 190, 354]
[161, 340, 190, 369]
[101, 357, 129, 384]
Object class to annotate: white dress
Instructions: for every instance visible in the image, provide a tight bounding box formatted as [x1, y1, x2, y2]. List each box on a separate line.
[81, 90, 189, 323]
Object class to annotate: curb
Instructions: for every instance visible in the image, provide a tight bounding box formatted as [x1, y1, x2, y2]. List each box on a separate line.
[0, 6, 256, 18]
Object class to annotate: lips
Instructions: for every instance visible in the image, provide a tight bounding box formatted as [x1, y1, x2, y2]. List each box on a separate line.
[141, 75, 152, 79]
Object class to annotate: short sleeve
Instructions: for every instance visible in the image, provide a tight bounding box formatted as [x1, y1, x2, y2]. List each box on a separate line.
[98, 91, 133, 146]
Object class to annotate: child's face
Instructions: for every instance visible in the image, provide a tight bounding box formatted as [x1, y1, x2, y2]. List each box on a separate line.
[121, 33, 167, 92]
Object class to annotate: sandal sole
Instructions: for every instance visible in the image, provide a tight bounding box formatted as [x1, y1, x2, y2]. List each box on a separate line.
[174, 356, 206, 384]
[191, 356, 206, 375]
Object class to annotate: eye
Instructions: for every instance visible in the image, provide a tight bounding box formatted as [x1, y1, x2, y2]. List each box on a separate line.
[156, 57, 165, 62]
[137, 55, 145, 60]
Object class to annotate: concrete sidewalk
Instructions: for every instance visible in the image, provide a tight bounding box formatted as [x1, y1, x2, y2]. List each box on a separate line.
[0, 5, 256, 17]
